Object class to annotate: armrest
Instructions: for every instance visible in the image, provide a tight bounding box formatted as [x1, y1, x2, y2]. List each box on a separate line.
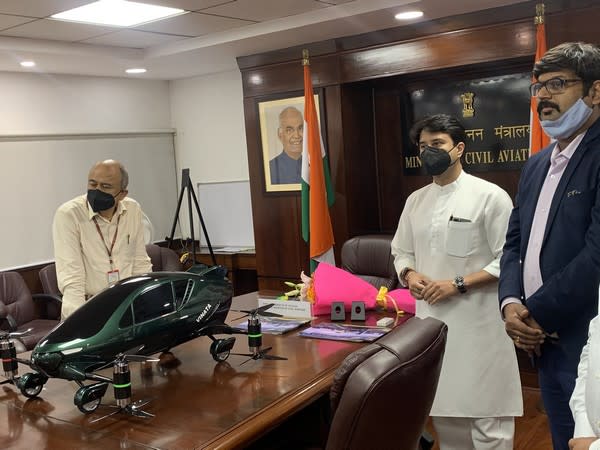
[32, 293, 62, 320]
[0, 313, 18, 331]
[32, 293, 62, 304]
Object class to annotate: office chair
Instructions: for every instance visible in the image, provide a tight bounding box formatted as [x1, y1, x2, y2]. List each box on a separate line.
[145, 244, 183, 272]
[0, 272, 60, 351]
[38, 263, 62, 320]
[325, 316, 448, 450]
[340, 234, 399, 290]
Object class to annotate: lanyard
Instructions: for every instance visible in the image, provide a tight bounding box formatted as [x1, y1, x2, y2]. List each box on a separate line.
[93, 215, 121, 266]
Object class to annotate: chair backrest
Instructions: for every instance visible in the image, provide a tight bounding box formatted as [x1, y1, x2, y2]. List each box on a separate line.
[0, 271, 36, 326]
[39, 263, 60, 297]
[38, 264, 62, 320]
[341, 234, 399, 290]
[326, 316, 448, 450]
[145, 244, 183, 272]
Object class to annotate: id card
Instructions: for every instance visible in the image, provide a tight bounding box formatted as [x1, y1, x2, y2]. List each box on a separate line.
[107, 269, 120, 285]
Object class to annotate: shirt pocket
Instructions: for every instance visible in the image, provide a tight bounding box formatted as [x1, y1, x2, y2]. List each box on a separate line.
[446, 221, 476, 257]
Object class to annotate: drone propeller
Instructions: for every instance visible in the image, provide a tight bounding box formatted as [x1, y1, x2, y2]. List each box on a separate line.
[232, 347, 288, 366]
[89, 398, 155, 424]
[231, 304, 282, 321]
[87, 349, 157, 423]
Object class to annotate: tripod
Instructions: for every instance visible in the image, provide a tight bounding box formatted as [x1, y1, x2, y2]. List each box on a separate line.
[166, 168, 216, 266]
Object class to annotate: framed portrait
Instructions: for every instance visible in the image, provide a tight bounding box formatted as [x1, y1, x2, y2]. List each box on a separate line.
[258, 94, 322, 192]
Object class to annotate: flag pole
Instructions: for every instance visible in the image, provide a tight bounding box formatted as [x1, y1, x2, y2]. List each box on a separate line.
[529, 2, 549, 156]
[534, 3, 545, 25]
[302, 49, 309, 66]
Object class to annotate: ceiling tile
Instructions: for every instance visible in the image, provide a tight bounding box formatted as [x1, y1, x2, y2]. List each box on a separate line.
[82, 29, 188, 48]
[134, 11, 253, 36]
[137, 1, 235, 11]
[0, 0, 93, 18]
[0, 14, 37, 31]
[202, 0, 329, 22]
[0, 19, 117, 42]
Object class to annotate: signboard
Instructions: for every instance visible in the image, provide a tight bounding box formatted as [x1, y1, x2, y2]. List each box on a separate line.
[404, 72, 532, 175]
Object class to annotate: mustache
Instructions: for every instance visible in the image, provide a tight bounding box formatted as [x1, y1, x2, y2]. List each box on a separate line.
[537, 100, 560, 115]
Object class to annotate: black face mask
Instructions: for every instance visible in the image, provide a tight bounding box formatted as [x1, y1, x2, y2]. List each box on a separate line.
[87, 189, 120, 213]
[420, 145, 457, 176]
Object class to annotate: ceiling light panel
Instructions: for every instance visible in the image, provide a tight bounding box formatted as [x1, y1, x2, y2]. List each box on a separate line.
[51, 0, 187, 27]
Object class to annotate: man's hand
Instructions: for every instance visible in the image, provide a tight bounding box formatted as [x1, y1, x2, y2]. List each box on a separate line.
[503, 303, 545, 354]
[421, 280, 457, 305]
[406, 271, 430, 300]
[569, 437, 599, 450]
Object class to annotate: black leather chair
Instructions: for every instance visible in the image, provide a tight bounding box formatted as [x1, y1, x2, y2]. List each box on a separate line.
[0, 272, 60, 350]
[340, 234, 399, 290]
[145, 244, 183, 272]
[38, 263, 62, 319]
[325, 317, 447, 450]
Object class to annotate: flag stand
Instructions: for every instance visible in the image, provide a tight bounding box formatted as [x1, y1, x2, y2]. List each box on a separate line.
[166, 168, 216, 266]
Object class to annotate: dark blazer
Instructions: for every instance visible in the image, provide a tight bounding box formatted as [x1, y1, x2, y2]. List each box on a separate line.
[499, 118, 600, 370]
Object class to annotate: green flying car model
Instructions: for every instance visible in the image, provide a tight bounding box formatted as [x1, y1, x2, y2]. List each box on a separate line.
[1, 264, 238, 415]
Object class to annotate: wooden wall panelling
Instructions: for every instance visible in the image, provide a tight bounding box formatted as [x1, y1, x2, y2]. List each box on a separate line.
[546, 2, 600, 47]
[338, 82, 379, 237]
[338, 20, 535, 83]
[243, 97, 307, 289]
[372, 85, 427, 233]
[322, 85, 349, 264]
[241, 56, 340, 99]
[240, 0, 600, 290]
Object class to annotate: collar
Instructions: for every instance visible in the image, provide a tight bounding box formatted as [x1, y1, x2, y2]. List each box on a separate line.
[86, 197, 127, 222]
[432, 170, 464, 193]
[550, 131, 586, 165]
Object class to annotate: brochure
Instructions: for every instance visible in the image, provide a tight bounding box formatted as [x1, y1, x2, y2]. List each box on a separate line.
[234, 316, 311, 335]
[299, 323, 391, 342]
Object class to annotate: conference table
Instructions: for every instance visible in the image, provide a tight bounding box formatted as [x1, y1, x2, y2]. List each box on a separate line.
[0, 292, 409, 450]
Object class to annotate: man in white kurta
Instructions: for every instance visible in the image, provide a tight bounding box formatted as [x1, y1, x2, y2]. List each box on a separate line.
[569, 314, 600, 450]
[391, 114, 522, 449]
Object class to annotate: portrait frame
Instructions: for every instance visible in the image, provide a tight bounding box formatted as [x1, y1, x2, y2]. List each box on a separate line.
[258, 93, 323, 193]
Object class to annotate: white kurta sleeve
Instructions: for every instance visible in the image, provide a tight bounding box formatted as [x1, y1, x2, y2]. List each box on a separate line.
[482, 188, 513, 278]
[391, 194, 416, 286]
[571, 316, 599, 438]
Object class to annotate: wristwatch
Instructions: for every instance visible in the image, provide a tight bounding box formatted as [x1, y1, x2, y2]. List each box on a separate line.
[452, 276, 467, 294]
[400, 267, 414, 284]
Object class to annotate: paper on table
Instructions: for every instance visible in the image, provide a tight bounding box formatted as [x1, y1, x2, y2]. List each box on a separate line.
[214, 246, 254, 252]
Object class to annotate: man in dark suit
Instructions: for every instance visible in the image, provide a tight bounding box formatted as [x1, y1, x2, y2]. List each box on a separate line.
[499, 42, 600, 450]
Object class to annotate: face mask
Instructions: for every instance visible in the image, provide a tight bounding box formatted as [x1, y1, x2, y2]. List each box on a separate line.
[420, 145, 457, 176]
[87, 189, 119, 213]
[540, 98, 593, 139]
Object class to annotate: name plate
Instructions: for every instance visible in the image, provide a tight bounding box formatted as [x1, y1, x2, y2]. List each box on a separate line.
[258, 298, 313, 319]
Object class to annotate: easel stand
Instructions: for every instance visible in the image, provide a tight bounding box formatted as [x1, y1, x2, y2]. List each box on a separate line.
[166, 168, 216, 266]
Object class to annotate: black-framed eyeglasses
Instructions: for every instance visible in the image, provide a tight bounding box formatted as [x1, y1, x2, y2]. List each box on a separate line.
[529, 77, 582, 96]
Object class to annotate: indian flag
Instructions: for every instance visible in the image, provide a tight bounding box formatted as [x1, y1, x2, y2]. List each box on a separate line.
[529, 3, 550, 155]
[301, 51, 335, 272]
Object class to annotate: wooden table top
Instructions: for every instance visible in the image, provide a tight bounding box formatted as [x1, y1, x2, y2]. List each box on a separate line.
[1, 292, 409, 450]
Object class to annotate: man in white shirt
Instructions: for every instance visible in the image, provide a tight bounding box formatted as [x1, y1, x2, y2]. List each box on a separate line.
[53, 159, 152, 319]
[392, 114, 522, 449]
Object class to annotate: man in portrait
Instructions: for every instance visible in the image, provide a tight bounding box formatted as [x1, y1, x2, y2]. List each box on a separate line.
[269, 106, 303, 184]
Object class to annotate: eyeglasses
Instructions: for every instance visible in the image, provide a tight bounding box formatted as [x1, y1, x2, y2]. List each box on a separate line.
[529, 77, 582, 96]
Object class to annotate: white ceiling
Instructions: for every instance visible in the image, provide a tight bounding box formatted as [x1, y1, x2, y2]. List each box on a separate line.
[0, 0, 531, 80]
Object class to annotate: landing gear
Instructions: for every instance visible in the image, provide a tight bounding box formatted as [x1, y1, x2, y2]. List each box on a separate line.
[209, 337, 235, 362]
[16, 372, 48, 398]
[74, 382, 108, 414]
